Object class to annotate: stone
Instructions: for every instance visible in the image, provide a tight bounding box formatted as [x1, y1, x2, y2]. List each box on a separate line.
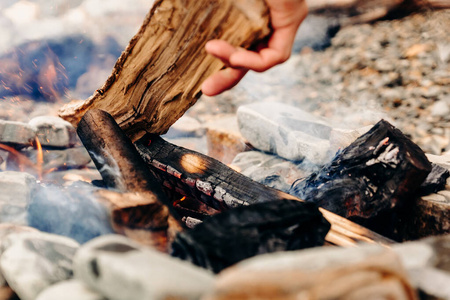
[28, 116, 79, 148]
[73, 235, 215, 300]
[231, 151, 313, 193]
[237, 102, 332, 165]
[42, 168, 102, 186]
[393, 235, 450, 299]
[204, 115, 248, 165]
[163, 116, 204, 139]
[0, 119, 36, 145]
[328, 125, 373, 156]
[431, 98, 450, 117]
[0, 224, 39, 286]
[206, 245, 416, 299]
[35, 280, 105, 300]
[0, 231, 80, 300]
[27, 183, 115, 244]
[0, 171, 37, 225]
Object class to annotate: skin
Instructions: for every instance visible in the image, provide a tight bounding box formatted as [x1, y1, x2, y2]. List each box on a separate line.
[201, 0, 308, 96]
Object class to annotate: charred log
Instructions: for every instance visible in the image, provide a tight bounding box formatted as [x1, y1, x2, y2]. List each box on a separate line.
[171, 200, 330, 273]
[290, 120, 432, 238]
[135, 134, 393, 246]
[59, 0, 270, 141]
[76, 109, 184, 249]
[420, 163, 450, 196]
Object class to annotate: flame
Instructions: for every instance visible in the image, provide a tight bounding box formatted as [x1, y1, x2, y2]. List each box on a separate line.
[35, 137, 44, 180]
[0, 143, 37, 171]
[173, 196, 186, 206]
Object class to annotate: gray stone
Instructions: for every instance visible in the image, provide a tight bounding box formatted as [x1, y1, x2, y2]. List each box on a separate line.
[329, 125, 373, 156]
[207, 245, 416, 299]
[28, 184, 115, 244]
[431, 97, 450, 117]
[0, 171, 37, 225]
[164, 116, 204, 138]
[393, 236, 450, 299]
[231, 151, 313, 192]
[0, 224, 39, 286]
[0, 231, 80, 300]
[237, 102, 332, 165]
[35, 280, 106, 300]
[0, 119, 36, 145]
[28, 116, 78, 148]
[13, 147, 92, 172]
[74, 235, 215, 300]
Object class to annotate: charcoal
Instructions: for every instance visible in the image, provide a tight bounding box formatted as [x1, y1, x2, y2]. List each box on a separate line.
[171, 200, 330, 273]
[420, 163, 450, 195]
[290, 120, 431, 222]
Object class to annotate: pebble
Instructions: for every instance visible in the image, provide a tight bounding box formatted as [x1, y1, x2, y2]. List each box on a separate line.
[231, 151, 313, 192]
[0, 119, 36, 145]
[27, 184, 115, 244]
[35, 279, 105, 300]
[237, 102, 332, 165]
[0, 231, 79, 300]
[28, 116, 79, 148]
[73, 235, 215, 300]
[207, 245, 416, 299]
[0, 171, 37, 225]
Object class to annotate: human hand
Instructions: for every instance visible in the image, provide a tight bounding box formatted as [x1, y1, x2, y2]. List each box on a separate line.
[201, 0, 308, 96]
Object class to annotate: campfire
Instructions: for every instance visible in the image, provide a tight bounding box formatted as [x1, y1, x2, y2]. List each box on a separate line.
[0, 0, 450, 299]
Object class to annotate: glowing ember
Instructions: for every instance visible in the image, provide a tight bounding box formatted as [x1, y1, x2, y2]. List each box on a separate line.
[180, 154, 208, 174]
[173, 196, 186, 206]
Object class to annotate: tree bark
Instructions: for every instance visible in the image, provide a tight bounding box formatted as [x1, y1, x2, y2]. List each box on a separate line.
[59, 0, 270, 141]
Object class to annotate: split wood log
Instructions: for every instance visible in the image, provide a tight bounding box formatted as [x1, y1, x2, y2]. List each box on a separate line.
[59, 0, 270, 141]
[134, 134, 394, 247]
[77, 109, 184, 251]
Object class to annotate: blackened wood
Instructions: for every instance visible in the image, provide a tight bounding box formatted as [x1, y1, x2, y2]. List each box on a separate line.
[77, 109, 184, 235]
[134, 134, 393, 246]
[420, 163, 450, 195]
[171, 200, 330, 273]
[290, 120, 432, 225]
[59, 0, 270, 141]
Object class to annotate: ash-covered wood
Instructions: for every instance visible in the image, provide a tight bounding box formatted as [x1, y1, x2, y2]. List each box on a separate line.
[290, 120, 432, 225]
[135, 134, 393, 246]
[171, 200, 330, 273]
[59, 0, 270, 141]
[76, 109, 184, 248]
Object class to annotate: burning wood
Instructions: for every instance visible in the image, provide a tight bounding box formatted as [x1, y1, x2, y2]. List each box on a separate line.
[134, 133, 393, 246]
[171, 200, 331, 273]
[290, 120, 432, 239]
[76, 109, 184, 250]
[59, 0, 271, 141]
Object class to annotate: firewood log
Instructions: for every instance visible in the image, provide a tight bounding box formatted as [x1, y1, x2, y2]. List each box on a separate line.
[59, 0, 270, 141]
[134, 133, 394, 246]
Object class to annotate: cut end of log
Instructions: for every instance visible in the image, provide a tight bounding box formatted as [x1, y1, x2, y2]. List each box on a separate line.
[58, 0, 271, 141]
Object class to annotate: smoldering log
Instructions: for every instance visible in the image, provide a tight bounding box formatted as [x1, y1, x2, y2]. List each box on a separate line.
[290, 120, 432, 233]
[171, 200, 331, 273]
[134, 134, 393, 246]
[59, 0, 271, 141]
[76, 109, 184, 237]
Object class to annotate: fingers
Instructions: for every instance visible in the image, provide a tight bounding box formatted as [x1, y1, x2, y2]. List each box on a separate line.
[205, 40, 239, 65]
[229, 27, 296, 72]
[201, 67, 248, 96]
